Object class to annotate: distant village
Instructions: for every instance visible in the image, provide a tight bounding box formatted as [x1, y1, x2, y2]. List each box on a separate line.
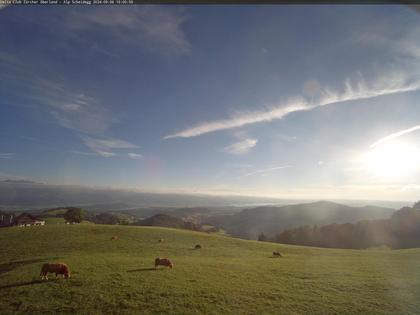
[0, 212, 45, 227]
[0, 207, 87, 228]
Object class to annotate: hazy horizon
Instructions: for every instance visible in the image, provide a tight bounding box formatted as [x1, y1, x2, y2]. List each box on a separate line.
[1, 5, 420, 201]
[0, 180, 412, 211]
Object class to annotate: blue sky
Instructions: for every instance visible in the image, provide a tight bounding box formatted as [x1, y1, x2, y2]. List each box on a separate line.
[1, 5, 420, 200]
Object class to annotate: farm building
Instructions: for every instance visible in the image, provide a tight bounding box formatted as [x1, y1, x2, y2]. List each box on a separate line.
[0, 212, 15, 227]
[14, 213, 45, 227]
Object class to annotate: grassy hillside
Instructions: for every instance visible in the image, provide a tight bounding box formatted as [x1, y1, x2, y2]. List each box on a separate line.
[0, 225, 419, 314]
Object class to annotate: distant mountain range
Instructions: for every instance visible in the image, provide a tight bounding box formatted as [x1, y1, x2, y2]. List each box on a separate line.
[205, 201, 395, 239]
[0, 181, 294, 208]
[0, 181, 405, 239]
[0, 179, 40, 184]
[0, 181, 408, 210]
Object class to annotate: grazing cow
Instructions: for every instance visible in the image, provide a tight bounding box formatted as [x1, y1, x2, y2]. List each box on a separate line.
[40, 263, 70, 280]
[155, 257, 173, 269]
[194, 244, 202, 249]
[158, 239, 164, 243]
[273, 251, 282, 257]
[111, 236, 118, 240]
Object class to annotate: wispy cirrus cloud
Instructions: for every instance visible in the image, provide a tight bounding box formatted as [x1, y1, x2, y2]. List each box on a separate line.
[0, 8, 187, 160]
[82, 136, 139, 157]
[164, 73, 420, 139]
[9, 75, 139, 158]
[69, 150, 98, 156]
[0, 53, 118, 135]
[224, 138, 258, 155]
[276, 134, 297, 142]
[370, 125, 420, 148]
[30, 77, 118, 135]
[128, 153, 144, 160]
[68, 6, 190, 55]
[0, 54, 140, 159]
[164, 101, 307, 139]
[0, 153, 14, 159]
[243, 165, 292, 177]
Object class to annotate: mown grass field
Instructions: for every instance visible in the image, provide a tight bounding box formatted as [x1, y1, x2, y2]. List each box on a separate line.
[1, 224, 420, 314]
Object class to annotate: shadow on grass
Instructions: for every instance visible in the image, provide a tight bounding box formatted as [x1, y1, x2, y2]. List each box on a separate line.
[127, 268, 164, 272]
[0, 278, 59, 290]
[0, 257, 60, 276]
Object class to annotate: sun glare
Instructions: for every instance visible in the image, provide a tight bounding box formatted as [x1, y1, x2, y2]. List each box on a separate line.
[360, 142, 420, 178]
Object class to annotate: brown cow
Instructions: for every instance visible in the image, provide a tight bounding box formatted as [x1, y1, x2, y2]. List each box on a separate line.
[194, 244, 202, 249]
[40, 263, 70, 280]
[273, 251, 282, 257]
[155, 257, 173, 269]
[111, 236, 118, 240]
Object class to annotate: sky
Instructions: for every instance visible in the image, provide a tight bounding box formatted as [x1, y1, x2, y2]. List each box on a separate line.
[1, 5, 420, 201]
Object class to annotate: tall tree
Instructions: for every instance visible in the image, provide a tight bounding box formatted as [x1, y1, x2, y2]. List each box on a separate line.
[64, 207, 85, 223]
[258, 233, 268, 242]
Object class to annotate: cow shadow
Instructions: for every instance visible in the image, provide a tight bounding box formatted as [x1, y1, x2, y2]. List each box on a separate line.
[0, 278, 59, 290]
[0, 257, 60, 276]
[127, 268, 163, 273]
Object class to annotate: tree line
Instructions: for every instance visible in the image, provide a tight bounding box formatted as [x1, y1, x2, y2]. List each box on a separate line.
[260, 202, 420, 249]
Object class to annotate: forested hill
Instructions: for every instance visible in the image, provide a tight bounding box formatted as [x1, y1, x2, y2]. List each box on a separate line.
[273, 205, 420, 249]
[205, 201, 394, 239]
[133, 214, 201, 231]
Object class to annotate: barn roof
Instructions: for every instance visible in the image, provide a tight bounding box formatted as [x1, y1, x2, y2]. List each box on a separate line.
[15, 213, 42, 223]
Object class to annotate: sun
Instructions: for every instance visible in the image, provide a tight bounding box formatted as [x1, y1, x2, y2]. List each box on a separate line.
[360, 142, 420, 178]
